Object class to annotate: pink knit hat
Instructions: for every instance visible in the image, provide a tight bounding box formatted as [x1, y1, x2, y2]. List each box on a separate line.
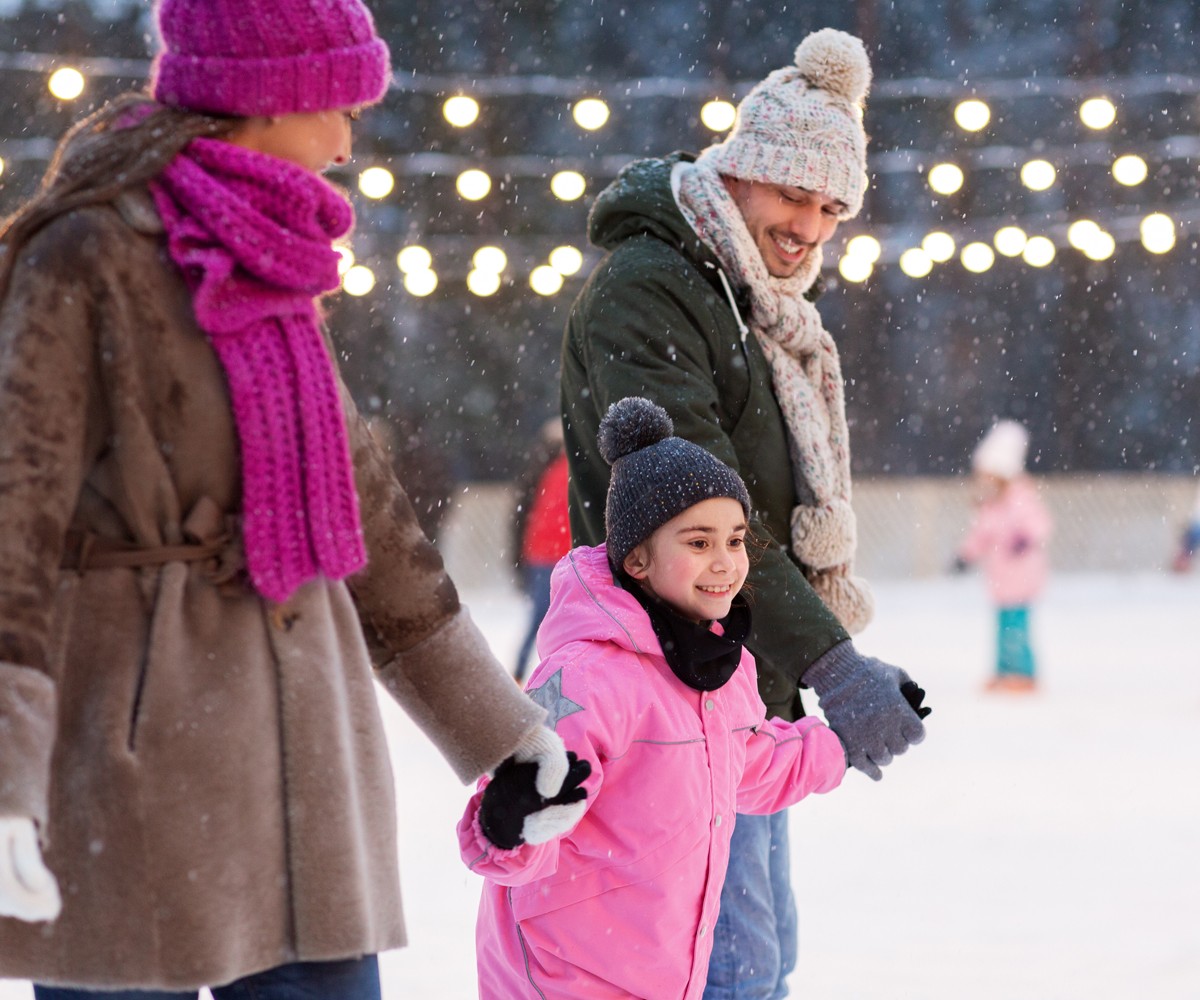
[697, 28, 871, 219]
[151, 0, 391, 117]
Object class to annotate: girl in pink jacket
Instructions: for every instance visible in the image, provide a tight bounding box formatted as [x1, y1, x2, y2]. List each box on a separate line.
[956, 420, 1053, 692]
[458, 397, 847, 999]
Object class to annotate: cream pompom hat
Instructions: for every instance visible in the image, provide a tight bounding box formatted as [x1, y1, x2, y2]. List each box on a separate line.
[697, 28, 871, 219]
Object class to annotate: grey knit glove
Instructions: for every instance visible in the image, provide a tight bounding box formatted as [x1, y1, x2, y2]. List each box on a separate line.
[803, 641, 928, 781]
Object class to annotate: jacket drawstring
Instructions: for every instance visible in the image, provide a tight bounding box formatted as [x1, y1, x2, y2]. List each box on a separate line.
[716, 267, 750, 343]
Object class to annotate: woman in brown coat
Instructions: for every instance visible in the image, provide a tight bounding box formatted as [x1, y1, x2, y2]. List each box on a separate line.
[0, 0, 574, 995]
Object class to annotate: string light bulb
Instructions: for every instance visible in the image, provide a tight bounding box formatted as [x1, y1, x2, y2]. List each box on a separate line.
[341, 264, 375, 297]
[1022, 236, 1055, 267]
[572, 98, 610, 131]
[1020, 159, 1056, 191]
[1112, 154, 1148, 186]
[928, 163, 964, 195]
[922, 231, 956, 263]
[443, 95, 480, 127]
[1140, 213, 1175, 254]
[455, 169, 491, 201]
[47, 66, 84, 100]
[700, 99, 737, 132]
[953, 99, 990, 132]
[899, 248, 933, 278]
[549, 245, 584, 275]
[960, 242, 995, 273]
[1079, 97, 1117, 129]
[838, 255, 872, 283]
[358, 166, 394, 200]
[530, 265, 564, 295]
[550, 170, 586, 201]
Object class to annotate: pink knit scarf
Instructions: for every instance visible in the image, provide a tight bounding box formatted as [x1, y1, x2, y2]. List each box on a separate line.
[150, 138, 366, 603]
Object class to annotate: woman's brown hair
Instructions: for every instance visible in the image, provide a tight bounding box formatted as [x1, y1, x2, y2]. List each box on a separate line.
[0, 93, 239, 300]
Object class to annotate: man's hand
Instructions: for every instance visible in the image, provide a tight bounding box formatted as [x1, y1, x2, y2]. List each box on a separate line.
[803, 641, 928, 781]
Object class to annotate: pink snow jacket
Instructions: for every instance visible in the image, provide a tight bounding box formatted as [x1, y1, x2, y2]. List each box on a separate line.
[958, 475, 1053, 606]
[458, 545, 846, 999]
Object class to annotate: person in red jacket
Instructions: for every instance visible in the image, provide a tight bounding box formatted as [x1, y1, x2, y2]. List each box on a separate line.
[513, 424, 572, 681]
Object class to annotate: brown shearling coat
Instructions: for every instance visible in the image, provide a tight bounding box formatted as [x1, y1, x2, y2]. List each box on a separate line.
[0, 192, 544, 988]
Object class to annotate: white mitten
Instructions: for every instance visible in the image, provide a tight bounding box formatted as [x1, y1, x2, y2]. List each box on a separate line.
[511, 725, 570, 797]
[0, 817, 61, 922]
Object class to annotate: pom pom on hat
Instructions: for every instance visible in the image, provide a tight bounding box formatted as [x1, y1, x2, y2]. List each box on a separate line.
[794, 28, 871, 105]
[598, 396, 674, 465]
[696, 27, 871, 219]
[972, 420, 1030, 480]
[601, 397, 751, 567]
[151, 0, 392, 117]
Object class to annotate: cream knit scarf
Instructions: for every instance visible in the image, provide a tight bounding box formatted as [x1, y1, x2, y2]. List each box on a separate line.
[676, 160, 873, 633]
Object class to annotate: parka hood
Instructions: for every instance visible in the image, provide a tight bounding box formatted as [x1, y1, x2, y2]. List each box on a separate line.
[587, 152, 716, 267]
[537, 545, 659, 662]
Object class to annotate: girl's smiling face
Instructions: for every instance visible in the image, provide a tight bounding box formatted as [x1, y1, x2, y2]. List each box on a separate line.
[622, 497, 749, 623]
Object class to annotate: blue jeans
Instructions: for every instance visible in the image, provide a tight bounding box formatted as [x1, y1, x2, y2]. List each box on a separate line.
[34, 955, 381, 1000]
[514, 563, 555, 682]
[996, 605, 1035, 678]
[704, 810, 796, 1000]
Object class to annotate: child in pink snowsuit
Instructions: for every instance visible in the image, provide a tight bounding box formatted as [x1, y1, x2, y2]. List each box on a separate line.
[458, 397, 848, 999]
[956, 420, 1053, 691]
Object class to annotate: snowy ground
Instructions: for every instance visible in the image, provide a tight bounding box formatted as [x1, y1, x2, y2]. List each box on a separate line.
[3, 571, 1199, 999]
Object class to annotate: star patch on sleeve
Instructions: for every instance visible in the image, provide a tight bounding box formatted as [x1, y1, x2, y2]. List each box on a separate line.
[527, 667, 585, 730]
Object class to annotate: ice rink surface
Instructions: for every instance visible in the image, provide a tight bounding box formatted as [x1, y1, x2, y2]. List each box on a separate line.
[4, 571, 1198, 999]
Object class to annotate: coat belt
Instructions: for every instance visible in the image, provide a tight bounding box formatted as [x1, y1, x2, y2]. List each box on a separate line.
[60, 530, 230, 571]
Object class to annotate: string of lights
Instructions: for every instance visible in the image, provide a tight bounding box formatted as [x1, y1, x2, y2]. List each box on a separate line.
[1, 49, 1195, 298]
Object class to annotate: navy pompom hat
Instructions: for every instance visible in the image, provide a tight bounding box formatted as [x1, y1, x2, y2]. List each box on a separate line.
[600, 397, 751, 566]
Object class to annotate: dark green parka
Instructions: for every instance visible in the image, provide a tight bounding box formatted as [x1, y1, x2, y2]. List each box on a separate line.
[561, 153, 849, 722]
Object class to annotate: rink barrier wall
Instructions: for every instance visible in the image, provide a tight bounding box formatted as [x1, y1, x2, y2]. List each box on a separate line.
[436, 473, 1199, 589]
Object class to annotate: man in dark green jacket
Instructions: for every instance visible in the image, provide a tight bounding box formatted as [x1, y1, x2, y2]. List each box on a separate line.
[561, 30, 929, 1000]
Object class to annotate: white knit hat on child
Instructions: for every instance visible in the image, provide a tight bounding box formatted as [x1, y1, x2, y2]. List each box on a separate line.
[696, 28, 871, 219]
[972, 421, 1030, 480]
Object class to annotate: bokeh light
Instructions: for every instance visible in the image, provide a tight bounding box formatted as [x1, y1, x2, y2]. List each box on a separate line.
[844, 234, 882, 263]
[443, 95, 480, 128]
[456, 169, 492, 201]
[550, 170, 587, 201]
[472, 246, 507, 273]
[993, 226, 1028, 257]
[466, 269, 502, 296]
[549, 245, 584, 275]
[530, 265, 565, 295]
[396, 245, 433, 274]
[1082, 230, 1116, 261]
[700, 99, 737, 132]
[953, 99, 990, 132]
[1020, 159, 1056, 191]
[572, 98, 610, 131]
[341, 265, 375, 297]
[357, 166, 394, 200]
[403, 269, 438, 297]
[838, 254, 872, 283]
[1140, 213, 1176, 254]
[899, 248, 933, 278]
[922, 231, 956, 263]
[1112, 154, 1148, 186]
[335, 246, 355, 275]
[48, 67, 85, 101]
[928, 163, 964, 195]
[1022, 236, 1056, 267]
[961, 242, 995, 273]
[1080, 97, 1117, 130]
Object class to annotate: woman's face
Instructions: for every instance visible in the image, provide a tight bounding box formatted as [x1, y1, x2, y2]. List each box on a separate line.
[226, 108, 360, 174]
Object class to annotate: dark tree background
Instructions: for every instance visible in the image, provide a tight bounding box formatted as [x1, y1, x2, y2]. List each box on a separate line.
[3, 0, 1199, 486]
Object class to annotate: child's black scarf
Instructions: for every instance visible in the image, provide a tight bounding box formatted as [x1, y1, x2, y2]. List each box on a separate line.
[616, 565, 751, 692]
